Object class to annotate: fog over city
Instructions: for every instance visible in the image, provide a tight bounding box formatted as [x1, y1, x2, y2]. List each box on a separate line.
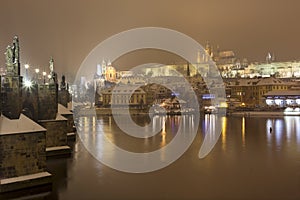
[1, 0, 300, 81]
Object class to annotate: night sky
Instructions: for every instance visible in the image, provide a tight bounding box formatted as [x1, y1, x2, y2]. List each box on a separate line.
[1, 0, 300, 81]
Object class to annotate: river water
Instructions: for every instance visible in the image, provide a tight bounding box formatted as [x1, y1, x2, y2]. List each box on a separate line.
[28, 115, 300, 199]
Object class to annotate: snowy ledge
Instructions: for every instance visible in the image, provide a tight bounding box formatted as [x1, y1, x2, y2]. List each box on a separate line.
[0, 114, 46, 135]
[58, 103, 73, 115]
[67, 132, 76, 136]
[0, 172, 51, 185]
[46, 146, 71, 152]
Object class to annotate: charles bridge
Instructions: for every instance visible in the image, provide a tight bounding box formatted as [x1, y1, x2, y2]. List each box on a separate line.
[0, 36, 76, 194]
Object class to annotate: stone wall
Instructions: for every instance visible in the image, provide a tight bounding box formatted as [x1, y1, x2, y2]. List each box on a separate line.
[58, 104, 75, 134]
[0, 75, 2, 116]
[38, 84, 57, 120]
[0, 131, 46, 179]
[58, 90, 70, 108]
[39, 117, 68, 147]
[62, 114, 75, 133]
[22, 84, 39, 121]
[1, 76, 22, 119]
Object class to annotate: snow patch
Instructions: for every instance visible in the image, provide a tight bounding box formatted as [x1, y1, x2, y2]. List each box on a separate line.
[0, 114, 46, 135]
[0, 172, 51, 185]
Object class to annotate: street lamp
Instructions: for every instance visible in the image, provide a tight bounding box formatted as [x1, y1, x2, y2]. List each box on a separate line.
[24, 64, 29, 80]
[35, 68, 40, 83]
[42, 71, 47, 84]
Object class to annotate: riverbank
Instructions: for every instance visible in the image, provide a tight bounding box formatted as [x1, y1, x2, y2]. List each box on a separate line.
[75, 107, 149, 116]
[228, 111, 300, 117]
[74, 106, 300, 117]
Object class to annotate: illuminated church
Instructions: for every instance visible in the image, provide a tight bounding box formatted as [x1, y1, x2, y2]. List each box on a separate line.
[96, 59, 117, 82]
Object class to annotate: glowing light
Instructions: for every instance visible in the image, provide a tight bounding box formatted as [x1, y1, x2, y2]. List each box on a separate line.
[275, 99, 283, 106]
[284, 116, 294, 141]
[275, 119, 283, 146]
[47, 74, 51, 79]
[24, 80, 32, 88]
[35, 68, 40, 73]
[241, 102, 246, 106]
[266, 119, 273, 146]
[24, 64, 29, 69]
[266, 99, 274, 106]
[221, 117, 227, 150]
[285, 107, 293, 112]
[220, 102, 228, 108]
[161, 131, 166, 147]
[242, 117, 246, 148]
[286, 99, 295, 105]
[42, 71, 47, 76]
[284, 107, 300, 115]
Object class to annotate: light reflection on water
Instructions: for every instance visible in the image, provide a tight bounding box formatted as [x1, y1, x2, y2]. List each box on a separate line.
[242, 117, 246, 148]
[38, 114, 300, 200]
[77, 115, 198, 151]
[221, 117, 227, 151]
[266, 117, 300, 152]
[76, 114, 300, 164]
[75, 114, 300, 166]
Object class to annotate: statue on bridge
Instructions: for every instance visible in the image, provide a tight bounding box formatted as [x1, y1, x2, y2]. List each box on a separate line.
[13, 36, 20, 66]
[5, 45, 15, 75]
[5, 35, 20, 76]
[5, 45, 14, 65]
[49, 57, 57, 84]
[60, 75, 67, 91]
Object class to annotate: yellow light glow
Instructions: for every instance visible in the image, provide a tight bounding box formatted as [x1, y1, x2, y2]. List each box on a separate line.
[161, 122, 166, 147]
[221, 117, 227, 151]
[220, 102, 228, 108]
[242, 117, 246, 148]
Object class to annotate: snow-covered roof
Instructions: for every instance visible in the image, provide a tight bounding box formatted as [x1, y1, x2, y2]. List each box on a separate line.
[263, 90, 300, 97]
[227, 78, 258, 86]
[101, 85, 146, 94]
[0, 114, 46, 135]
[256, 77, 284, 85]
[55, 114, 67, 121]
[227, 77, 294, 87]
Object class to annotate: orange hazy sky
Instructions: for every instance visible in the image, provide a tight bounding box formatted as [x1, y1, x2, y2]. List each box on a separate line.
[1, 0, 300, 81]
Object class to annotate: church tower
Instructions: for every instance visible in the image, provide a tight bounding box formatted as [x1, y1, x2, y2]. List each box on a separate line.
[205, 41, 213, 62]
[101, 59, 107, 76]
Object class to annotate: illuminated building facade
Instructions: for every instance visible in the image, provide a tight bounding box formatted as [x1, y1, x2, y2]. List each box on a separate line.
[96, 60, 117, 82]
[263, 90, 300, 107]
[226, 77, 295, 106]
[101, 85, 146, 107]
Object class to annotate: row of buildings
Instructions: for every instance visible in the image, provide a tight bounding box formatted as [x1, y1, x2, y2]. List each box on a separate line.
[93, 71, 299, 109]
[74, 42, 300, 110]
[226, 77, 299, 108]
